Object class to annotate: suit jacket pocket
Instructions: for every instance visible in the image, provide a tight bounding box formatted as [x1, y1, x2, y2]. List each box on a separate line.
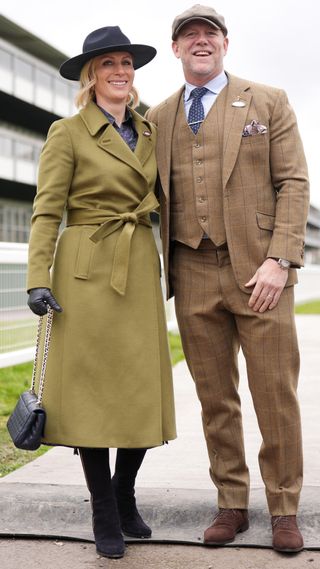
[256, 211, 275, 231]
[74, 226, 96, 279]
[241, 134, 268, 145]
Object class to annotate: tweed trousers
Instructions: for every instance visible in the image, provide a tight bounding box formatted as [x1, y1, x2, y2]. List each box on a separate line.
[171, 240, 303, 515]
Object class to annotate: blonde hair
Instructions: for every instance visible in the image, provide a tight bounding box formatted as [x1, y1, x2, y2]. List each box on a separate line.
[74, 55, 139, 109]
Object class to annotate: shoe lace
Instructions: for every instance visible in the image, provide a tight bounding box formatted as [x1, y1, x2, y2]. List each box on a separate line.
[214, 509, 240, 526]
[272, 515, 295, 529]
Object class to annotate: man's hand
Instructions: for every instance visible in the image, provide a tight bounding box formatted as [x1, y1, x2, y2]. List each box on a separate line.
[28, 288, 63, 316]
[245, 258, 289, 313]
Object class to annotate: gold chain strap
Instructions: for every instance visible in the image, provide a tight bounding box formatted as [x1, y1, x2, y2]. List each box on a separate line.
[30, 306, 54, 405]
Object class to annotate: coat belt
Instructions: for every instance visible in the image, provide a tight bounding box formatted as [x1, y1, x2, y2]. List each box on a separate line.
[67, 192, 159, 295]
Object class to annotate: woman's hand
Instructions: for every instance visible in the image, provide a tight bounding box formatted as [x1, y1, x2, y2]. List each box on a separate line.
[28, 288, 63, 316]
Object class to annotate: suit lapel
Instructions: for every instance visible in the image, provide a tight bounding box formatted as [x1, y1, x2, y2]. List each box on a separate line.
[222, 74, 252, 188]
[157, 80, 252, 194]
[157, 88, 184, 200]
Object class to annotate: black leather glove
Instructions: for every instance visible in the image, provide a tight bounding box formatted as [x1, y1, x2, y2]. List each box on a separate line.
[27, 288, 63, 316]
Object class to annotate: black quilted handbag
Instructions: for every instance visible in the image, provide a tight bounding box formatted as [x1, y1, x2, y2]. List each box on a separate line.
[7, 307, 53, 451]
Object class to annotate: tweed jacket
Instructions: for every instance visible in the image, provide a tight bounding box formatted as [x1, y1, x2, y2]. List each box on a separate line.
[146, 73, 309, 299]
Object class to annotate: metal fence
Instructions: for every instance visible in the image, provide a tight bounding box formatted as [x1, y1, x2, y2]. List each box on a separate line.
[0, 241, 177, 368]
[0, 242, 37, 367]
[1, 241, 319, 369]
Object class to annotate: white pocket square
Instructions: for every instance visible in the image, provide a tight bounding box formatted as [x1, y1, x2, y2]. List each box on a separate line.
[242, 120, 268, 137]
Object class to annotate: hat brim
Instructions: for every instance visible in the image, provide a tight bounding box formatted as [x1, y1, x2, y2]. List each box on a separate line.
[60, 44, 156, 80]
[173, 17, 226, 39]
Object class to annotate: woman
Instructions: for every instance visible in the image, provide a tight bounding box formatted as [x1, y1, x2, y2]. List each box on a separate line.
[27, 26, 176, 559]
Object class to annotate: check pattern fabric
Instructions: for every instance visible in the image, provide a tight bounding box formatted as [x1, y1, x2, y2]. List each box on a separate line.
[145, 73, 309, 515]
[171, 240, 303, 515]
[188, 87, 208, 134]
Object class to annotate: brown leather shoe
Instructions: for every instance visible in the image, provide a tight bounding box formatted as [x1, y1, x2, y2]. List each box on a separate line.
[271, 515, 304, 553]
[204, 508, 249, 545]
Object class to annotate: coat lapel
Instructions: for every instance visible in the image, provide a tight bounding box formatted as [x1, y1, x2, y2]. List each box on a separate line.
[222, 74, 252, 188]
[131, 109, 154, 168]
[79, 102, 153, 181]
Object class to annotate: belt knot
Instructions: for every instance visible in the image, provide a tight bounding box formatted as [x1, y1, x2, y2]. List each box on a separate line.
[120, 212, 138, 224]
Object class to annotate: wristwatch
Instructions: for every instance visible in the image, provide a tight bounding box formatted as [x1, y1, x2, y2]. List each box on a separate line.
[277, 258, 291, 270]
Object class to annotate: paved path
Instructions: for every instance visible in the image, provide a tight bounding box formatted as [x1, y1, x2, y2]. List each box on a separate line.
[1, 315, 320, 568]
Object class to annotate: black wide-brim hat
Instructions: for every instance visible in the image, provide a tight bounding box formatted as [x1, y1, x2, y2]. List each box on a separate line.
[60, 26, 157, 80]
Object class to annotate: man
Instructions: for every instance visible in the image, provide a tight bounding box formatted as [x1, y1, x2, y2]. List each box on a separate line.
[146, 4, 309, 553]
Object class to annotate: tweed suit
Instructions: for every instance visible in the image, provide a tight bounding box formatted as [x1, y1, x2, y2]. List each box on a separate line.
[146, 73, 309, 514]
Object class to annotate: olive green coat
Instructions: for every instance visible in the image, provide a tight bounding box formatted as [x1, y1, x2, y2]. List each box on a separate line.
[27, 101, 176, 448]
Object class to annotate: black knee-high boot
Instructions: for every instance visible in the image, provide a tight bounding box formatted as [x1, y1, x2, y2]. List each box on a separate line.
[112, 448, 152, 538]
[79, 448, 125, 558]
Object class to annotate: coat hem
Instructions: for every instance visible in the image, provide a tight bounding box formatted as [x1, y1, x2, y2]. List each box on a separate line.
[41, 436, 177, 449]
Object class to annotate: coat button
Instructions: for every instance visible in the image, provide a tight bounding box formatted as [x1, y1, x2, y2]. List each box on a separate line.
[200, 216, 207, 222]
[196, 177, 203, 183]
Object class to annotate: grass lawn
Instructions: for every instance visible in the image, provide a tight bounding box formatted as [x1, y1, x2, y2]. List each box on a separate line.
[0, 334, 185, 477]
[1, 302, 318, 477]
[168, 332, 184, 366]
[295, 299, 320, 314]
[0, 318, 37, 354]
[0, 362, 49, 478]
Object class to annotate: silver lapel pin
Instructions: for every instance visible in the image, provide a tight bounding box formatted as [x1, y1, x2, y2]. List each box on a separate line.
[143, 130, 151, 137]
[232, 97, 246, 108]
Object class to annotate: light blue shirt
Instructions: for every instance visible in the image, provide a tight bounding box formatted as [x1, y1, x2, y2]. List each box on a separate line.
[184, 71, 228, 119]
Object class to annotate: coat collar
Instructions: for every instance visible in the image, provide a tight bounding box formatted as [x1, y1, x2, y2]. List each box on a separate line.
[79, 100, 110, 135]
[79, 101, 154, 180]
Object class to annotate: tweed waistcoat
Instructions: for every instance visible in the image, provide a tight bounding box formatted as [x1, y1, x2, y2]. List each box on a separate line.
[170, 85, 228, 247]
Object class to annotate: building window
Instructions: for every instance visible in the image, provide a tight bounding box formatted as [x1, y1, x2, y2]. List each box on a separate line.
[0, 136, 14, 179]
[0, 200, 33, 243]
[14, 58, 34, 103]
[54, 78, 71, 116]
[0, 47, 13, 93]
[35, 68, 53, 111]
[0, 40, 77, 118]
[0, 129, 43, 185]
[14, 141, 36, 185]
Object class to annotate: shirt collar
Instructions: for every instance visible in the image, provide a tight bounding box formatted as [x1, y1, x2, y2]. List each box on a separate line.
[96, 104, 132, 127]
[184, 71, 228, 101]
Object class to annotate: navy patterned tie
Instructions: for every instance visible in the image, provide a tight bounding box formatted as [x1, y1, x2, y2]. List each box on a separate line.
[188, 87, 208, 134]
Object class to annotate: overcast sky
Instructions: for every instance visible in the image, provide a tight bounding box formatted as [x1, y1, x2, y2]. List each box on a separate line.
[2, 0, 320, 207]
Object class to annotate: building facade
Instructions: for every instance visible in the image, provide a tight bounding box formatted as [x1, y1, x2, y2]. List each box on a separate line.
[0, 14, 319, 252]
[0, 14, 78, 243]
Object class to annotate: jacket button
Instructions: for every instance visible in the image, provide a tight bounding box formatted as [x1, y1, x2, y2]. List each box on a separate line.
[196, 177, 203, 183]
[200, 216, 207, 222]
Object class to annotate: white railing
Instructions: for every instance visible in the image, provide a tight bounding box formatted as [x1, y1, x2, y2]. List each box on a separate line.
[0, 242, 319, 368]
[0, 242, 37, 367]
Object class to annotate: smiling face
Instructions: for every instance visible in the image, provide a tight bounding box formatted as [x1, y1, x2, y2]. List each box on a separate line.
[93, 51, 135, 107]
[172, 21, 228, 85]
